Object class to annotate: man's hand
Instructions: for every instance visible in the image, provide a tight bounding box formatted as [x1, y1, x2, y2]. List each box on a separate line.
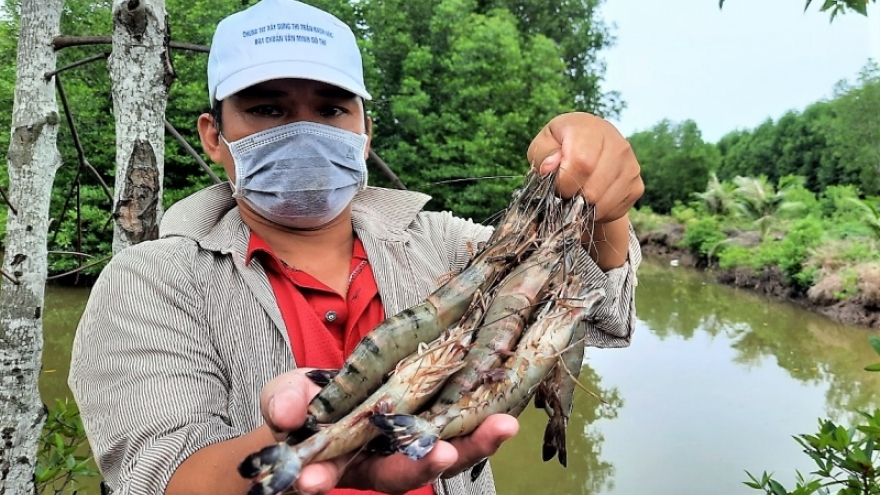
[527, 112, 644, 224]
[261, 370, 520, 495]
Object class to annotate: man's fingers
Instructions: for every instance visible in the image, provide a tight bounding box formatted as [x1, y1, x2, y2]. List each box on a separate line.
[278, 414, 517, 495]
[260, 369, 322, 433]
[299, 443, 458, 495]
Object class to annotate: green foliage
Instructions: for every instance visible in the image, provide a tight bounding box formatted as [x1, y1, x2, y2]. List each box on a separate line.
[629, 119, 720, 214]
[826, 64, 880, 197]
[846, 196, 880, 241]
[731, 176, 790, 239]
[694, 173, 736, 216]
[679, 216, 727, 260]
[821, 185, 863, 223]
[777, 176, 820, 220]
[756, 216, 825, 287]
[715, 64, 880, 200]
[361, 0, 603, 220]
[745, 410, 880, 494]
[865, 335, 880, 372]
[629, 206, 668, 234]
[36, 399, 99, 495]
[670, 202, 699, 224]
[718, 244, 758, 271]
[711, 213, 824, 288]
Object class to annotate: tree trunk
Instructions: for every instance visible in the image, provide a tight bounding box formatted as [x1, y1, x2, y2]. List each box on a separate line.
[0, 1, 65, 494]
[109, 0, 170, 253]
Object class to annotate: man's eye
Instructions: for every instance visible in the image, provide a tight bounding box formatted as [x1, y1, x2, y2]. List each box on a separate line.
[320, 106, 347, 117]
[247, 105, 283, 117]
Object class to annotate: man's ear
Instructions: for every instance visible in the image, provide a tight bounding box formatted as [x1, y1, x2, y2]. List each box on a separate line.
[198, 113, 225, 164]
[364, 115, 373, 160]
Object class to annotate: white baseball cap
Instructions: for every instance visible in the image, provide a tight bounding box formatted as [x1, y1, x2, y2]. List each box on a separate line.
[207, 0, 371, 103]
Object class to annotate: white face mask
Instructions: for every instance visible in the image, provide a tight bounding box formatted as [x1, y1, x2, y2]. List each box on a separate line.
[221, 121, 369, 229]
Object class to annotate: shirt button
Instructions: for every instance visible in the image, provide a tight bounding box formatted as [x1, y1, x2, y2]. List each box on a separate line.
[325, 311, 338, 323]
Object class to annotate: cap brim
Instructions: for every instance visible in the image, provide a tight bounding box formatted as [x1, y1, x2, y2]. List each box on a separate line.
[214, 59, 372, 102]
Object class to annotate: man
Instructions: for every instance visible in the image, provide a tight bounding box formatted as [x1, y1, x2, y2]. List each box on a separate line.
[69, 0, 643, 494]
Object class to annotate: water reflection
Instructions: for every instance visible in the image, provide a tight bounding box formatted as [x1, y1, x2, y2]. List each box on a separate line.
[494, 364, 621, 495]
[634, 260, 880, 421]
[495, 258, 880, 495]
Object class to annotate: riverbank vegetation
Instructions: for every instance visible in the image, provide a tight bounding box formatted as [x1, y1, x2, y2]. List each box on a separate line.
[628, 63, 880, 329]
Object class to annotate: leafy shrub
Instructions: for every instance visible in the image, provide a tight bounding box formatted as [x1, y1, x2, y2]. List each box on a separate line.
[716, 216, 823, 288]
[718, 244, 758, 271]
[777, 177, 820, 220]
[774, 216, 825, 286]
[670, 202, 699, 224]
[820, 185, 863, 223]
[679, 216, 727, 260]
[37, 399, 99, 495]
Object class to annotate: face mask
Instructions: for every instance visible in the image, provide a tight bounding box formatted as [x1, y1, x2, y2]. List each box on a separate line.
[221, 121, 369, 229]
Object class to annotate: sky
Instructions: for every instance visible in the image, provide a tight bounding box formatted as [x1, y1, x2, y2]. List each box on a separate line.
[599, 0, 880, 143]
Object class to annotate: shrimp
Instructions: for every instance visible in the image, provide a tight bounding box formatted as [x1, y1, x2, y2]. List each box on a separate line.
[369, 281, 606, 461]
[533, 316, 588, 467]
[306, 172, 556, 424]
[427, 235, 571, 414]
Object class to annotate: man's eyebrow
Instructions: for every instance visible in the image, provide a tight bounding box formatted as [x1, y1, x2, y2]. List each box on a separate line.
[234, 87, 288, 99]
[315, 86, 357, 99]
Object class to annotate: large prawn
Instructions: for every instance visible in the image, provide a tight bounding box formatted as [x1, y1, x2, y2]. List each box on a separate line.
[305, 172, 556, 424]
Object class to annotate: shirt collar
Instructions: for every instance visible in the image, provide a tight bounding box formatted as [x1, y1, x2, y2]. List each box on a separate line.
[245, 230, 369, 267]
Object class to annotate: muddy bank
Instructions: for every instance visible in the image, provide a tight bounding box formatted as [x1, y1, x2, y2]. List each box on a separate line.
[638, 226, 880, 330]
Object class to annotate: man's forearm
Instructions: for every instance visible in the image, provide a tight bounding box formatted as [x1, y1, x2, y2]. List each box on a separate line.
[166, 425, 276, 495]
[582, 214, 631, 271]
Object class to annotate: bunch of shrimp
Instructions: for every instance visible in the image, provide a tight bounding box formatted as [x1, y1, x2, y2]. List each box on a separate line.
[239, 171, 607, 495]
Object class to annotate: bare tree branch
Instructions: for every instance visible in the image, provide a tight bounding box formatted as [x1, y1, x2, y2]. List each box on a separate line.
[52, 35, 209, 53]
[76, 179, 83, 281]
[0, 186, 17, 216]
[0, 268, 20, 285]
[45, 255, 112, 281]
[369, 149, 407, 190]
[47, 251, 93, 258]
[54, 75, 114, 202]
[44, 51, 110, 80]
[164, 120, 222, 184]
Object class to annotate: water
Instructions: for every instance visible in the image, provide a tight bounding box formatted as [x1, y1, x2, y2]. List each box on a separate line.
[493, 259, 880, 495]
[38, 258, 880, 494]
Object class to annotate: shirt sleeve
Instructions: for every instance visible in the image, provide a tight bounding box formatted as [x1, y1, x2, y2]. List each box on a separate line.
[577, 223, 641, 348]
[68, 240, 241, 495]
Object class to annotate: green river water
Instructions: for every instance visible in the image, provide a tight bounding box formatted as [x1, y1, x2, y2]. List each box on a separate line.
[38, 257, 880, 494]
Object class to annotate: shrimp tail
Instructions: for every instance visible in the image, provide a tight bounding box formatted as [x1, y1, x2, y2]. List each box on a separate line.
[239, 444, 303, 495]
[368, 414, 441, 461]
[542, 413, 568, 467]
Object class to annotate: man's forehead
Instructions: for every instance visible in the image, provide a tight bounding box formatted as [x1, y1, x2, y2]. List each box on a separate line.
[232, 79, 358, 100]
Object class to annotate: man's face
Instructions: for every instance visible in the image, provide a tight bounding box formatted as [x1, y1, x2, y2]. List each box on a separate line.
[198, 78, 372, 181]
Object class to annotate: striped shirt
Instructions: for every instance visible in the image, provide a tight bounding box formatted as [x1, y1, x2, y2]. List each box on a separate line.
[68, 183, 641, 495]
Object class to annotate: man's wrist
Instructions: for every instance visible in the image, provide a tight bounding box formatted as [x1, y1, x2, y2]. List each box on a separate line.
[582, 214, 630, 271]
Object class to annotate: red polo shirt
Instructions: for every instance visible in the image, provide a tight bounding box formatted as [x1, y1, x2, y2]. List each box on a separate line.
[247, 232, 434, 495]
